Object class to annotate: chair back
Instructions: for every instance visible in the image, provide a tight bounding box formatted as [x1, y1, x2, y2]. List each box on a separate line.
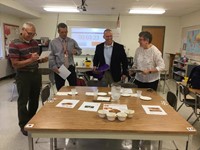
[166, 91, 177, 110]
[195, 94, 200, 112]
[39, 68, 55, 85]
[86, 80, 108, 87]
[41, 84, 50, 105]
[179, 84, 190, 101]
[39, 68, 52, 75]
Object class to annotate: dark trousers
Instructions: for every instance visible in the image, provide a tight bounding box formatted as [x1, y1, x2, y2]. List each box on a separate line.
[54, 65, 77, 91]
[134, 79, 159, 91]
[16, 71, 41, 129]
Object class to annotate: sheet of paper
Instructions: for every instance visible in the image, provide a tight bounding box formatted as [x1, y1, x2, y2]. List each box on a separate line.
[121, 88, 133, 94]
[56, 99, 79, 108]
[97, 96, 110, 101]
[56, 92, 69, 96]
[58, 65, 71, 79]
[38, 51, 51, 59]
[142, 105, 167, 115]
[85, 92, 94, 96]
[103, 104, 128, 113]
[78, 102, 101, 112]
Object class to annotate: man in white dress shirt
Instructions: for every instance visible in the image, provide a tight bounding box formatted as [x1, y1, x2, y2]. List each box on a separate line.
[132, 31, 165, 91]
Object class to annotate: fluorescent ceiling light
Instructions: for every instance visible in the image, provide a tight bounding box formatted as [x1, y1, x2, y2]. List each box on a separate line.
[129, 8, 165, 14]
[44, 7, 79, 13]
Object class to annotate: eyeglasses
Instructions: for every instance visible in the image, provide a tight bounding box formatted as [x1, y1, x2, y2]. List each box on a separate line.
[24, 29, 37, 36]
[138, 38, 145, 41]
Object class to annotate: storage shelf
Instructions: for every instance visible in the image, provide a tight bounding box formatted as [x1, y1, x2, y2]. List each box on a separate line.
[172, 59, 197, 81]
[173, 72, 184, 77]
[173, 65, 186, 71]
[173, 60, 187, 65]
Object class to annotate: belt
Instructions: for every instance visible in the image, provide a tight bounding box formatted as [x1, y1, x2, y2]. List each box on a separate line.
[17, 69, 38, 73]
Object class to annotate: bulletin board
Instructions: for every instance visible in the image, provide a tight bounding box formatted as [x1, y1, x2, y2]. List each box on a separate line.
[3, 23, 20, 57]
[181, 25, 200, 62]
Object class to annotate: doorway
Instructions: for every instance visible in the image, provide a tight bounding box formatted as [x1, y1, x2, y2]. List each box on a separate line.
[142, 26, 165, 56]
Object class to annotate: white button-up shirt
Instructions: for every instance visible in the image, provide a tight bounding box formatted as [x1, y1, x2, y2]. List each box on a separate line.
[104, 42, 113, 66]
[134, 45, 165, 82]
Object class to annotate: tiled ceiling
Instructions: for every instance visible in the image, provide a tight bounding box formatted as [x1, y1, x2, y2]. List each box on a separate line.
[1, 0, 200, 18]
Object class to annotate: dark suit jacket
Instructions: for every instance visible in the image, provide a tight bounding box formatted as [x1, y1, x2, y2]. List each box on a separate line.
[93, 42, 128, 82]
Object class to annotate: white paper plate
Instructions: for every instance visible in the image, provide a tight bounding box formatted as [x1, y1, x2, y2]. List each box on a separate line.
[140, 96, 152, 101]
[67, 92, 78, 95]
[98, 92, 107, 96]
[131, 93, 138, 97]
[121, 93, 131, 97]
[56, 92, 68, 96]
[85, 92, 94, 96]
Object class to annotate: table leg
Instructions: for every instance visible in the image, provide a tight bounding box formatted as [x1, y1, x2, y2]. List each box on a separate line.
[54, 138, 57, 149]
[186, 135, 193, 150]
[158, 140, 162, 150]
[50, 138, 54, 150]
[163, 71, 166, 94]
[28, 133, 34, 150]
[176, 82, 179, 96]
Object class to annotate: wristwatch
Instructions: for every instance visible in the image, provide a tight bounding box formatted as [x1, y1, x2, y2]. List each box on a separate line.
[149, 71, 151, 74]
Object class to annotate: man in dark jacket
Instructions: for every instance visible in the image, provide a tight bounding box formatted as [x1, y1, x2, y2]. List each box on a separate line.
[93, 29, 128, 85]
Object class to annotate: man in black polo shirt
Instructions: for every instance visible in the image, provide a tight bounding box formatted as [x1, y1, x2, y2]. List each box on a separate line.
[9, 22, 48, 136]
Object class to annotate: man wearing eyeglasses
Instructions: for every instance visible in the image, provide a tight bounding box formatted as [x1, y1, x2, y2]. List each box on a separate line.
[9, 22, 48, 136]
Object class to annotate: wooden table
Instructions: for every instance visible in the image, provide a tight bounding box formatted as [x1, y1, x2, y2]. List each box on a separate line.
[76, 66, 92, 73]
[25, 86, 196, 150]
[176, 82, 200, 97]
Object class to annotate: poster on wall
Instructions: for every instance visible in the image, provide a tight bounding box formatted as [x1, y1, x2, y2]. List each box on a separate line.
[186, 29, 200, 55]
[3, 24, 20, 57]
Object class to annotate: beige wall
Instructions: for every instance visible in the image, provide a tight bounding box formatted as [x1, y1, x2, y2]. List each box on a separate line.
[22, 13, 182, 71]
[120, 15, 181, 71]
[0, 12, 187, 77]
[180, 10, 200, 28]
[0, 13, 22, 78]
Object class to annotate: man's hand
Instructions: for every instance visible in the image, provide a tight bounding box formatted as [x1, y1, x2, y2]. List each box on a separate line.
[72, 49, 77, 55]
[93, 66, 97, 72]
[30, 52, 39, 62]
[129, 70, 135, 76]
[39, 57, 48, 63]
[121, 75, 127, 82]
[53, 68, 60, 74]
[92, 66, 100, 74]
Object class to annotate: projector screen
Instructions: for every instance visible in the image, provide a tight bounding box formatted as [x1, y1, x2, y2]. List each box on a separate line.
[70, 27, 105, 51]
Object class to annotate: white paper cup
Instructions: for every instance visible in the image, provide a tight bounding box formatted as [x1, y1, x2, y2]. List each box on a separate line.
[106, 112, 116, 121]
[98, 109, 106, 118]
[117, 112, 127, 121]
[124, 109, 135, 118]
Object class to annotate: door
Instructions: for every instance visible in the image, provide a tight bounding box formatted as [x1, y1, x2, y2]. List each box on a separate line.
[142, 26, 165, 56]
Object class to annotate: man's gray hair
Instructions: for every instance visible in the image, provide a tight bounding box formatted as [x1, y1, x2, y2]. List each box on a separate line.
[104, 29, 112, 34]
[22, 22, 35, 29]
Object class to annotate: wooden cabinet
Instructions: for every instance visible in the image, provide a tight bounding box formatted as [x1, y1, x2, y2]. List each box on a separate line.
[172, 60, 197, 81]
